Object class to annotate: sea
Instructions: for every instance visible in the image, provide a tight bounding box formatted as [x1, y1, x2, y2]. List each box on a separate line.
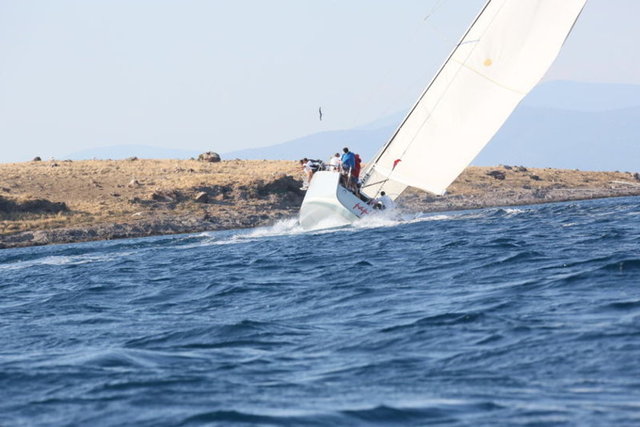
[1, 196, 640, 426]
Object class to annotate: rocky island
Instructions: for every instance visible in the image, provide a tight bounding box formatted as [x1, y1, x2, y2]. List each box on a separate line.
[1, 157, 639, 248]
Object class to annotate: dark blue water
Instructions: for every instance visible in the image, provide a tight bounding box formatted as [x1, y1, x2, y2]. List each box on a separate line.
[2, 197, 640, 426]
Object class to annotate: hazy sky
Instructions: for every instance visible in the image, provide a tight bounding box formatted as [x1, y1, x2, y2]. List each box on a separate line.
[1, 0, 639, 162]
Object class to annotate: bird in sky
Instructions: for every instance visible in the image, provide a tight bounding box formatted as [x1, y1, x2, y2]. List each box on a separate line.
[318, 107, 323, 121]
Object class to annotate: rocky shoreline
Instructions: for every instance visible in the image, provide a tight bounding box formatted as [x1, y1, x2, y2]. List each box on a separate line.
[399, 186, 640, 213]
[0, 212, 290, 249]
[1, 159, 639, 249]
[4, 190, 640, 250]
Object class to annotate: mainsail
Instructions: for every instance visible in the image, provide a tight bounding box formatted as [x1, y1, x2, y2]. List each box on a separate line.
[360, 0, 587, 200]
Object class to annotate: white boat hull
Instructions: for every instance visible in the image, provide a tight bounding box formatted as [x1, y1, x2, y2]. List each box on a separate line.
[299, 171, 372, 230]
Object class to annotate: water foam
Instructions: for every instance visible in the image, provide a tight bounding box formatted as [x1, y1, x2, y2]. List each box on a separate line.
[503, 208, 525, 215]
[0, 251, 134, 271]
[160, 204, 523, 249]
[185, 218, 310, 248]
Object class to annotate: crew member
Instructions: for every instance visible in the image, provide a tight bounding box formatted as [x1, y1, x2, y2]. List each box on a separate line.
[329, 153, 341, 171]
[340, 147, 356, 191]
[353, 154, 362, 179]
[300, 158, 325, 189]
[300, 158, 313, 189]
[341, 147, 355, 173]
[378, 191, 396, 210]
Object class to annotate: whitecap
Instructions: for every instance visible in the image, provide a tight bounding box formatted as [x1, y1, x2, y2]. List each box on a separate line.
[503, 208, 525, 215]
[0, 251, 134, 272]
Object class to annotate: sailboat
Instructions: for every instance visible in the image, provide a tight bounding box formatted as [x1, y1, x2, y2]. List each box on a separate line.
[299, 0, 587, 230]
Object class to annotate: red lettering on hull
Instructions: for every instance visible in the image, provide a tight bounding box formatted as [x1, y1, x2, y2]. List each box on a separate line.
[352, 202, 370, 216]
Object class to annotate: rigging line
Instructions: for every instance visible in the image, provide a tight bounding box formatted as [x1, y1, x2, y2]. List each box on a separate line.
[361, 179, 389, 189]
[366, 0, 507, 199]
[392, 1, 505, 160]
[363, 0, 495, 185]
[423, 1, 458, 47]
[423, 0, 448, 23]
[347, 0, 452, 130]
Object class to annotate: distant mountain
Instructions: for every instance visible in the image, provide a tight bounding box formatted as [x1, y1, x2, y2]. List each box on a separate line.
[224, 81, 640, 172]
[222, 110, 408, 162]
[522, 81, 640, 112]
[223, 128, 394, 162]
[65, 81, 640, 172]
[67, 145, 200, 160]
[476, 105, 640, 171]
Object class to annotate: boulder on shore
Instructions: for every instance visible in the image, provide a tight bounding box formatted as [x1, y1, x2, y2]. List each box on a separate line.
[198, 152, 221, 163]
[151, 190, 181, 203]
[486, 170, 506, 180]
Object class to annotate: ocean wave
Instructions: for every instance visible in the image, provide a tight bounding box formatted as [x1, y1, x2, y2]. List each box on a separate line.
[2, 196, 640, 426]
[0, 251, 134, 271]
[381, 312, 487, 333]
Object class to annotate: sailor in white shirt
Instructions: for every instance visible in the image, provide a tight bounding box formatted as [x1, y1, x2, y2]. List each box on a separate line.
[328, 153, 341, 171]
[300, 158, 313, 190]
[378, 191, 396, 210]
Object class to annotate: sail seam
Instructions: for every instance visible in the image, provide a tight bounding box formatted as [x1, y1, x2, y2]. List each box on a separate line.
[450, 59, 527, 95]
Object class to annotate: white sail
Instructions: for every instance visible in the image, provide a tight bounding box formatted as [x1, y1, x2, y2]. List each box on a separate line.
[361, 0, 587, 200]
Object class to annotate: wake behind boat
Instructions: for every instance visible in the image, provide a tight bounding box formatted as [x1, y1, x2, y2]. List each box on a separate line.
[299, 0, 587, 230]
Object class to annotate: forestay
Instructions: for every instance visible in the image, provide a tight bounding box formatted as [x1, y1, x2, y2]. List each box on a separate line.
[361, 0, 587, 200]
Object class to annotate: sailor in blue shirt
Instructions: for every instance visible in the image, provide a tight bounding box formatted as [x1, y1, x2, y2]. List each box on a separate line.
[340, 147, 355, 172]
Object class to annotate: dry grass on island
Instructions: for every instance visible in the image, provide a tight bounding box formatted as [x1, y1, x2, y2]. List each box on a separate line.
[0, 158, 303, 247]
[400, 165, 640, 212]
[1, 157, 640, 248]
